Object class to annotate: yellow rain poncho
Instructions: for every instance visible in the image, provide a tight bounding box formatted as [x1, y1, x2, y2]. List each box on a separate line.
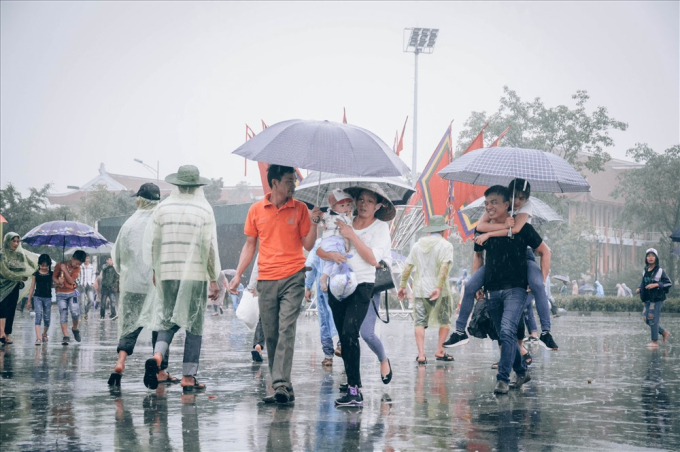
[0, 232, 38, 303]
[111, 198, 158, 338]
[402, 234, 453, 327]
[138, 187, 220, 335]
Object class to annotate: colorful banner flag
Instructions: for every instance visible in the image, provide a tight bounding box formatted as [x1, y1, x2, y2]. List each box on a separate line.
[451, 123, 488, 241]
[489, 125, 510, 147]
[396, 116, 408, 156]
[415, 123, 454, 228]
[342, 108, 347, 124]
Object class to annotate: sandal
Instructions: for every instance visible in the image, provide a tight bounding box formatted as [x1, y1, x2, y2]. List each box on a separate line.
[251, 350, 263, 362]
[143, 358, 160, 390]
[182, 377, 207, 393]
[491, 362, 499, 369]
[416, 356, 427, 365]
[158, 375, 181, 385]
[435, 353, 455, 362]
[42, 334, 49, 343]
[524, 352, 533, 366]
[108, 372, 122, 387]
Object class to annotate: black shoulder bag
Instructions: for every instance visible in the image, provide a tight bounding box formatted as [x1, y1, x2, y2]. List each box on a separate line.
[372, 260, 393, 323]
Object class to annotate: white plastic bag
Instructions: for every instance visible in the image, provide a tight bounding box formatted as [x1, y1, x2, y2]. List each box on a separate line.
[236, 290, 259, 330]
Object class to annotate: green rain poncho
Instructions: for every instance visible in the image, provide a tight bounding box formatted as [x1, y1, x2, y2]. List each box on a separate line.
[0, 232, 38, 303]
[111, 198, 158, 339]
[402, 234, 454, 327]
[137, 187, 220, 335]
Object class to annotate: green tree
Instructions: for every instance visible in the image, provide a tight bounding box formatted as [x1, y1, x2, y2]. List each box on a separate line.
[79, 185, 137, 225]
[204, 178, 225, 206]
[612, 144, 680, 289]
[536, 215, 595, 283]
[0, 183, 76, 237]
[456, 87, 628, 173]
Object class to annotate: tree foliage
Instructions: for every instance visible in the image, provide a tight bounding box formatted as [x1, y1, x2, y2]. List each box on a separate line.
[536, 215, 595, 283]
[78, 185, 137, 224]
[456, 86, 628, 173]
[0, 183, 75, 237]
[612, 144, 680, 286]
[204, 178, 225, 206]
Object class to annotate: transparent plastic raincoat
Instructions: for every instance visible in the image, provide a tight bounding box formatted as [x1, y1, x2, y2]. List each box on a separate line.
[0, 232, 38, 303]
[111, 198, 158, 338]
[138, 187, 220, 335]
[404, 234, 453, 327]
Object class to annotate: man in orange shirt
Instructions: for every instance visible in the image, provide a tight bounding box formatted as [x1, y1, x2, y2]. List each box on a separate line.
[229, 164, 321, 404]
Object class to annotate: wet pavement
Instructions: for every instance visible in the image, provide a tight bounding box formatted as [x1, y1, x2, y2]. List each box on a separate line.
[0, 306, 679, 451]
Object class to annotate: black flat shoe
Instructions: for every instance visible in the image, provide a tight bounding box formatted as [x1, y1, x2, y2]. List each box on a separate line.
[108, 372, 122, 387]
[381, 359, 392, 385]
[143, 358, 159, 390]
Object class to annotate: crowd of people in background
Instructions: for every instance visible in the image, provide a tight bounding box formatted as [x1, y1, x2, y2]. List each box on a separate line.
[0, 164, 673, 409]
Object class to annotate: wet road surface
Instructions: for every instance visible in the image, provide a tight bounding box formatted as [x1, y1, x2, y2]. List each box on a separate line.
[1, 307, 679, 451]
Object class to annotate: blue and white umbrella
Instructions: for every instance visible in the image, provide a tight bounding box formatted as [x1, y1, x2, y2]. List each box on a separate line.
[438, 147, 590, 193]
[460, 196, 562, 226]
[232, 119, 410, 178]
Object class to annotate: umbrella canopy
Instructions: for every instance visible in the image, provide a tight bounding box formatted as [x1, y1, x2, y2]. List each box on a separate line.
[671, 227, 680, 242]
[22, 221, 110, 249]
[438, 147, 591, 193]
[294, 171, 415, 209]
[460, 196, 562, 226]
[64, 244, 113, 256]
[553, 275, 570, 284]
[232, 119, 410, 177]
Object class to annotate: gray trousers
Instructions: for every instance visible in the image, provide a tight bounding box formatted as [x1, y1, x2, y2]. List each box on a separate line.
[257, 270, 305, 392]
[154, 326, 202, 377]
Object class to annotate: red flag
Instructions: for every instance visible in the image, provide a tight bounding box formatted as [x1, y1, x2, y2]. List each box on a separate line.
[396, 116, 408, 156]
[489, 125, 510, 147]
[393, 131, 399, 153]
[452, 123, 489, 241]
[261, 120, 268, 130]
[415, 123, 453, 226]
[342, 108, 347, 124]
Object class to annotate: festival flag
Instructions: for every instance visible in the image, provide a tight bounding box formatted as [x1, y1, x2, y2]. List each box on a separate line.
[415, 123, 454, 229]
[451, 123, 489, 241]
[393, 131, 399, 153]
[489, 125, 510, 147]
[395, 116, 408, 156]
[244, 124, 256, 176]
[342, 108, 347, 124]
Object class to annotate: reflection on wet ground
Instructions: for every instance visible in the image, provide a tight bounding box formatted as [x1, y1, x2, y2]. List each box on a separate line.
[0, 309, 679, 451]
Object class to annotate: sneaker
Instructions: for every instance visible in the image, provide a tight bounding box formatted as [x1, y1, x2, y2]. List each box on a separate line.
[443, 331, 469, 348]
[35, 339, 42, 346]
[62, 336, 70, 346]
[321, 358, 333, 367]
[211, 312, 219, 316]
[335, 385, 363, 407]
[72, 328, 81, 342]
[110, 315, 118, 321]
[334, 345, 342, 357]
[494, 380, 509, 394]
[509, 372, 532, 390]
[539, 331, 558, 350]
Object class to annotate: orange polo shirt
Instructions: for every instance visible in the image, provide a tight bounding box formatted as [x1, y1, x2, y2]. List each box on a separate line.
[244, 193, 311, 280]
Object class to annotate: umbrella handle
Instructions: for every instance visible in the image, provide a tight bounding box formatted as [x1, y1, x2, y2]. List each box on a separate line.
[316, 171, 322, 206]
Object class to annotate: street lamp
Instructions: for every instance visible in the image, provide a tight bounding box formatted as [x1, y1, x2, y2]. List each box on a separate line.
[134, 159, 159, 181]
[404, 27, 439, 180]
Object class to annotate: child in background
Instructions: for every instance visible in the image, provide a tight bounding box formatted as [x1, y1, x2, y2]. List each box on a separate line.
[27, 254, 57, 345]
[319, 189, 354, 292]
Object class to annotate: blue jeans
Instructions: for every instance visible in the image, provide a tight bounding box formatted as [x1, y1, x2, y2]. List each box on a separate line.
[486, 288, 528, 383]
[56, 292, 80, 324]
[643, 301, 665, 342]
[33, 296, 52, 328]
[455, 266, 485, 332]
[524, 296, 538, 333]
[316, 279, 338, 358]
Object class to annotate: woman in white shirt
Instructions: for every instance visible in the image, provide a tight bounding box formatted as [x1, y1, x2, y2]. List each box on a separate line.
[317, 184, 393, 408]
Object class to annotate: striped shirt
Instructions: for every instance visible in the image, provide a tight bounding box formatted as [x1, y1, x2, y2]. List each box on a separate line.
[77, 263, 96, 286]
[153, 196, 218, 282]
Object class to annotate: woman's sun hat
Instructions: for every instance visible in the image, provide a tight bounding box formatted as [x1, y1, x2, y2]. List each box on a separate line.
[344, 184, 396, 221]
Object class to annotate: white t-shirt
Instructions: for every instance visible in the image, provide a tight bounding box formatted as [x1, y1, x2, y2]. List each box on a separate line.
[346, 220, 391, 284]
[512, 198, 533, 224]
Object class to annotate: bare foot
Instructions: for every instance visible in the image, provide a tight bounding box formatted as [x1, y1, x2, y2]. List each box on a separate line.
[662, 331, 670, 344]
[113, 361, 125, 374]
[646, 341, 659, 348]
[254, 344, 262, 353]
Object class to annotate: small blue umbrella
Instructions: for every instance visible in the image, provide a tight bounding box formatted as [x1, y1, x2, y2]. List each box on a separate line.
[232, 119, 410, 178]
[22, 220, 110, 259]
[438, 147, 591, 193]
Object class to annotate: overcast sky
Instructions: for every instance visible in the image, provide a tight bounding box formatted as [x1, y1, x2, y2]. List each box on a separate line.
[1, 1, 678, 195]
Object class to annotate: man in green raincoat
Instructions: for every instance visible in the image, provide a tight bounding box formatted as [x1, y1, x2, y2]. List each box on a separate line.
[398, 216, 455, 364]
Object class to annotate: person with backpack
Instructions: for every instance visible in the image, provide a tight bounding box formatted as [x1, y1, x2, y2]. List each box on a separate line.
[636, 248, 672, 348]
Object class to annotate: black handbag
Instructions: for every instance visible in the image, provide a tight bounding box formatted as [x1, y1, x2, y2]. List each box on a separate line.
[372, 260, 394, 295]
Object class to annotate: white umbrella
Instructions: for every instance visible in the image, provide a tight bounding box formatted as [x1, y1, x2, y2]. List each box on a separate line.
[460, 196, 562, 226]
[64, 243, 113, 256]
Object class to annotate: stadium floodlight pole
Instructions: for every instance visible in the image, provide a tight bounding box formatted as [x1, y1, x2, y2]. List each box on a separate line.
[134, 158, 159, 181]
[404, 27, 439, 180]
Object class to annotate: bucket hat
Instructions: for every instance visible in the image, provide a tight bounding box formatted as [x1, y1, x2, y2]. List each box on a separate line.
[421, 215, 453, 233]
[344, 184, 396, 221]
[165, 165, 210, 187]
